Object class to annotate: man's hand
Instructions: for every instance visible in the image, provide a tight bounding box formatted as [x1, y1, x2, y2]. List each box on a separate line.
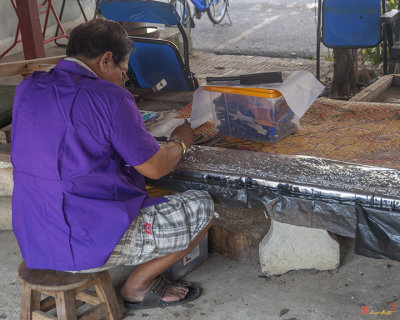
[134, 121, 194, 180]
[170, 122, 194, 148]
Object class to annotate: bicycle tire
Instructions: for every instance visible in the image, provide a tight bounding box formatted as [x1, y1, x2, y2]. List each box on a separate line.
[206, 0, 227, 24]
[170, 0, 193, 29]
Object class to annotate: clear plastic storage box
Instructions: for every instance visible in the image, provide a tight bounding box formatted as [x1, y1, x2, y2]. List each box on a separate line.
[205, 86, 299, 143]
[163, 233, 209, 281]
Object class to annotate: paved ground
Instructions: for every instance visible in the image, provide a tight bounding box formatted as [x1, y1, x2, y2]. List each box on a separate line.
[190, 51, 332, 84]
[2, 230, 400, 320]
[190, 0, 330, 59]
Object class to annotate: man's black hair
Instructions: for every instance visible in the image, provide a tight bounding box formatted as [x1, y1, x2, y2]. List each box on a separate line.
[66, 19, 134, 65]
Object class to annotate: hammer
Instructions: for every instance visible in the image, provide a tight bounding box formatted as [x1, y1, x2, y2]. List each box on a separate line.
[135, 79, 167, 102]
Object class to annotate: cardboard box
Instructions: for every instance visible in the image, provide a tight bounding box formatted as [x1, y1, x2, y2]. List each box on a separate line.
[163, 233, 208, 281]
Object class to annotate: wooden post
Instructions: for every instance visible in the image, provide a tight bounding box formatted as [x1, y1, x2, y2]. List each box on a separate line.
[15, 0, 45, 60]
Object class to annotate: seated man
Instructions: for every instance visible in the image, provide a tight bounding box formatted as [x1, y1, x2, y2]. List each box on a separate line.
[11, 19, 214, 310]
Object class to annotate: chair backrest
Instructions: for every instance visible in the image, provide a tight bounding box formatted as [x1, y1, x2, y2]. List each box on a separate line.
[99, 0, 181, 25]
[99, 0, 197, 91]
[129, 37, 193, 91]
[322, 0, 382, 48]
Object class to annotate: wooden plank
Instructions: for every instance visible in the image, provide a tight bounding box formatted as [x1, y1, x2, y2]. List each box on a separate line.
[93, 272, 123, 320]
[376, 96, 400, 103]
[41, 292, 85, 309]
[15, 0, 45, 59]
[75, 291, 100, 306]
[350, 75, 393, 102]
[77, 303, 106, 320]
[21, 285, 41, 320]
[55, 291, 77, 320]
[40, 296, 56, 312]
[32, 310, 57, 320]
[0, 55, 65, 77]
[27, 63, 55, 72]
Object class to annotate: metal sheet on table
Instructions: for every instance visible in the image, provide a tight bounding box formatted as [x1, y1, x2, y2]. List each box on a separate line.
[124, 145, 400, 260]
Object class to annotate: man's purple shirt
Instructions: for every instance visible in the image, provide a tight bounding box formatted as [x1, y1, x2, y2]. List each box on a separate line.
[11, 60, 166, 271]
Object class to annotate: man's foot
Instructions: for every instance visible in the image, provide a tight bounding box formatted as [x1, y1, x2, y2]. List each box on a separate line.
[122, 277, 189, 303]
[121, 276, 201, 310]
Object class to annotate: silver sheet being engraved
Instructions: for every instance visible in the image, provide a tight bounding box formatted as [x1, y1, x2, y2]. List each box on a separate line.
[141, 145, 400, 238]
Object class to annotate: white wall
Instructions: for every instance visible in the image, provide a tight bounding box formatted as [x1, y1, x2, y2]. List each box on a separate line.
[0, 0, 96, 57]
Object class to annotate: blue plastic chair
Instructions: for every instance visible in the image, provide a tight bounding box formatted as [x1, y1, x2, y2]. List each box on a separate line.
[316, 0, 384, 79]
[99, 0, 198, 91]
[322, 0, 382, 48]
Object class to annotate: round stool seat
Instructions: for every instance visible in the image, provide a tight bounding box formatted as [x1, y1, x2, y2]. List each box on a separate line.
[18, 260, 100, 292]
[17, 260, 122, 320]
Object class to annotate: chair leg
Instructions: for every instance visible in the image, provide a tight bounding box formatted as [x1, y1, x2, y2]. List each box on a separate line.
[20, 285, 40, 320]
[55, 291, 77, 320]
[94, 272, 123, 320]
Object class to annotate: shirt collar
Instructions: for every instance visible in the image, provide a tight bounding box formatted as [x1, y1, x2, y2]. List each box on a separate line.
[55, 59, 99, 80]
[64, 57, 98, 77]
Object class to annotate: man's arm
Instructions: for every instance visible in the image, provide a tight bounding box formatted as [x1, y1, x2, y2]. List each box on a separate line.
[134, 122, 194, 179]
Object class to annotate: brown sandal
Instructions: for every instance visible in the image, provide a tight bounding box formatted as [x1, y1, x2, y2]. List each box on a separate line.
[123, 276, 201, 310]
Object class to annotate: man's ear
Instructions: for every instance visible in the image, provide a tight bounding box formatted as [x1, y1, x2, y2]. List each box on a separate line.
[99, 51, 114, 72]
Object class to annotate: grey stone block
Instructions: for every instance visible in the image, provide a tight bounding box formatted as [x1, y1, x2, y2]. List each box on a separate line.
[259, 219, 340, 275]
[0, 196, 12, 230]
[0, 166, 13, 196]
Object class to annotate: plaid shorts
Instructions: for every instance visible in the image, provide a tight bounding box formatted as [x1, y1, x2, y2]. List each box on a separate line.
[78, 190, 214, 273]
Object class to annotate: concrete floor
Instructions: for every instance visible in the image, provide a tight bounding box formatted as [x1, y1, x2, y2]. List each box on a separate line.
[1, 230, 399, 320]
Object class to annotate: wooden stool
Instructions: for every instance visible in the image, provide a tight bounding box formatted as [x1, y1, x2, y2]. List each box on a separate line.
[17, 261, 123, 320]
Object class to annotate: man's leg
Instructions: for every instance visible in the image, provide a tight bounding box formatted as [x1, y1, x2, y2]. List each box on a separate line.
[121, 218, 214, 303]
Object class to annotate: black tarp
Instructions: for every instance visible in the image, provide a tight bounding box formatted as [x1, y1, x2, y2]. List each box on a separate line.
[355, 202, 400, 261]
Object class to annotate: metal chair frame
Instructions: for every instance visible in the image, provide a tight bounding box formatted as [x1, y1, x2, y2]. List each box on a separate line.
[315, 0, 390, 79]
[0, 0, 69, 60]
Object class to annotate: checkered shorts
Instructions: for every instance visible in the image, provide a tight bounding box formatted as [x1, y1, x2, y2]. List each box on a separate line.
[78, 190, 214, 273]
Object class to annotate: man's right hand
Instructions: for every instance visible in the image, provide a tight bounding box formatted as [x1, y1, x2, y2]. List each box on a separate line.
[134, 121, 194, 179]
[170, 121, 195, 148]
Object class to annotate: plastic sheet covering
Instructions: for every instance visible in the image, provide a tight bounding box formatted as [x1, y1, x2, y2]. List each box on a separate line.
[355, 202, 400, 261]
[124, 145, 400, 260]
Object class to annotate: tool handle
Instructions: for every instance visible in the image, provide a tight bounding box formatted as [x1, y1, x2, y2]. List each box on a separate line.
[206, 76, 240, 82]
[240, 72, 283, 85]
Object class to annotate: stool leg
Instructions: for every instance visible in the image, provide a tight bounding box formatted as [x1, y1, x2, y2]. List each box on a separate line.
[55, 291, 77, 320]
[94, 272, 123, 320]
[21, 285, 40, 320]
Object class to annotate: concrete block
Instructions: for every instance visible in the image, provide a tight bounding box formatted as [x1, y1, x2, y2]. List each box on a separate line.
[259, 219, 340, 275]
[0, 165, 13, 196]
[0, 196, 12, 230]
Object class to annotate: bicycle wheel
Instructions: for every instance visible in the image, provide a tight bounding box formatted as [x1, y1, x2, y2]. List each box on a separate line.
[170, 0, 193, 29]
[206, 0, 227, 24]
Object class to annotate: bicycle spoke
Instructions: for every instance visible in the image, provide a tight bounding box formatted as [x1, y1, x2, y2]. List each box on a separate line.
[170, 0, 193, 29]
[206, 0, 227, 24]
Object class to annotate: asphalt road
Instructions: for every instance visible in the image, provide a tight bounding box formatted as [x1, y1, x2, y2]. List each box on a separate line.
[188, 0, 329, 58]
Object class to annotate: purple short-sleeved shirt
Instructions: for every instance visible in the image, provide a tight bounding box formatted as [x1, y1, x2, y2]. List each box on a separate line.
[11, 60, 166, 271]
